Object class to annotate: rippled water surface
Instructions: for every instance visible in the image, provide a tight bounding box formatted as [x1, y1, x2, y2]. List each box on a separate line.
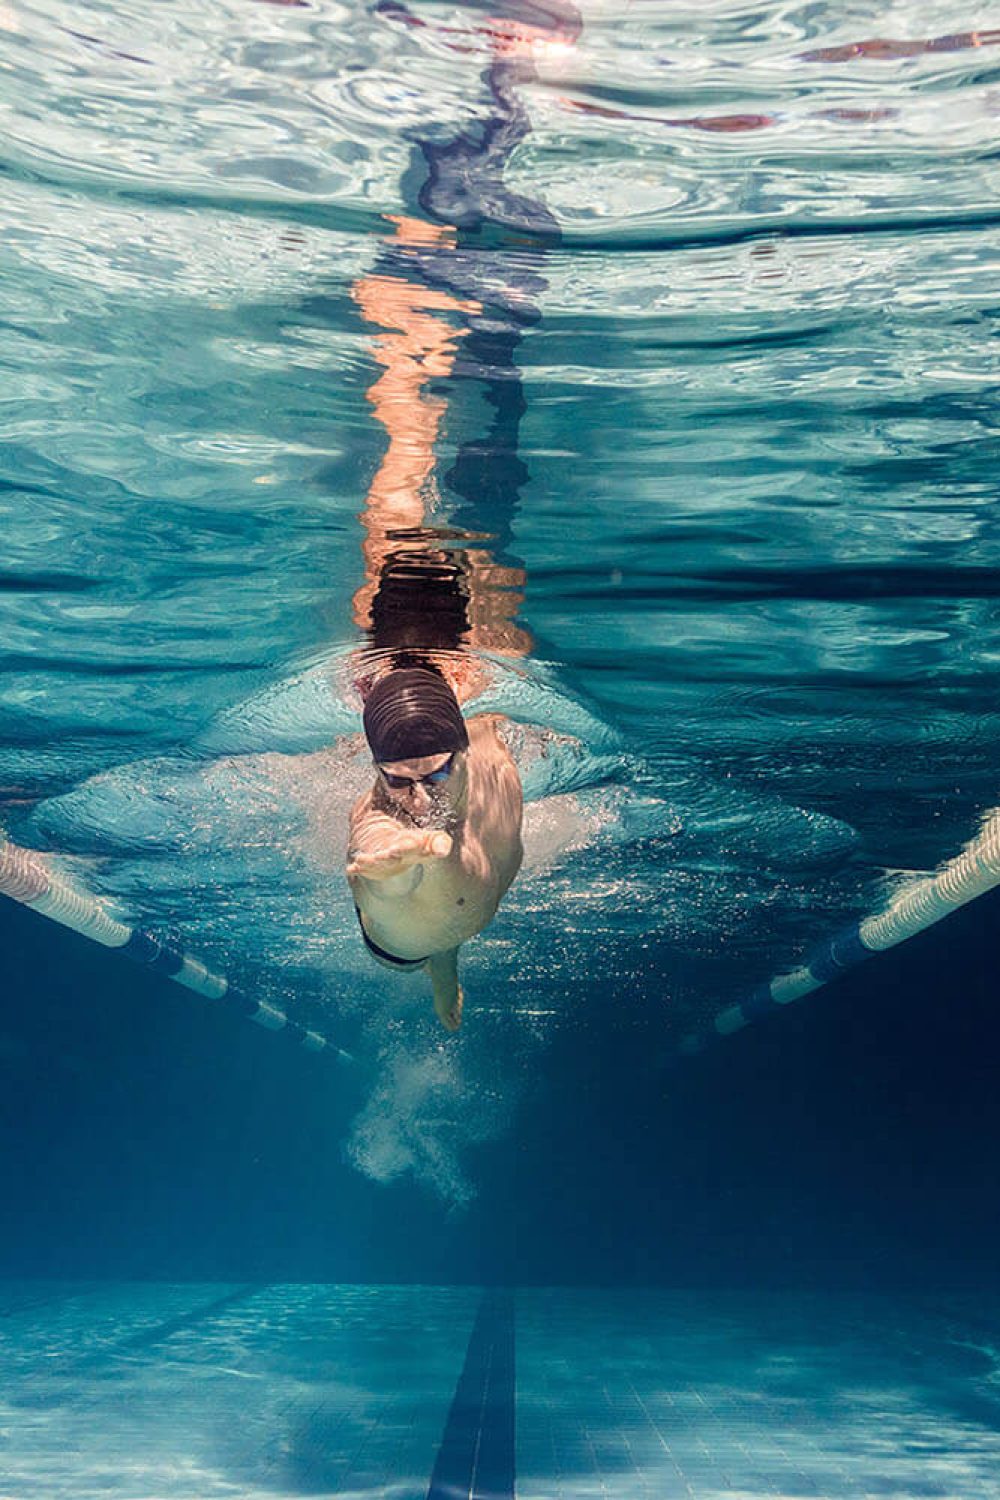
[3, 0, 1000, 1196]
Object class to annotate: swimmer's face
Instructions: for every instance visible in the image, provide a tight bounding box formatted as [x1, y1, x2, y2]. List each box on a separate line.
[376, 749, 466, 825]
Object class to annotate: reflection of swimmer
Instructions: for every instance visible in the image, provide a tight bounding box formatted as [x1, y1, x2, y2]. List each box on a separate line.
[346, 667, 522, 1030]
[349, 213, 532, 707]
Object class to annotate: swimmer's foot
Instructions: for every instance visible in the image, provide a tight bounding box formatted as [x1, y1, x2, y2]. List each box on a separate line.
[429, 946, 463, 1031]
[434, 983, 464, 1032]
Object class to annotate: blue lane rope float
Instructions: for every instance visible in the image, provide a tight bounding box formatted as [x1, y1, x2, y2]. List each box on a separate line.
[679, 810, 1000, 1059]
[0, 834, 352, 1064]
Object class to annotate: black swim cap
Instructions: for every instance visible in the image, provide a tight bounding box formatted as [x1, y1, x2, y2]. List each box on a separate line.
[363, 668, 470, 764]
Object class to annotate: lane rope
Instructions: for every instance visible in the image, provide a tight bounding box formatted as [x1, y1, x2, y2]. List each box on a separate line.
[0, 835, 352, 1064]
[678, 808, 1000, 1058]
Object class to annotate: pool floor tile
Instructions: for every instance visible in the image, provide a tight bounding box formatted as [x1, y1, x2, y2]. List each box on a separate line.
[2, 1284, 999, 1497]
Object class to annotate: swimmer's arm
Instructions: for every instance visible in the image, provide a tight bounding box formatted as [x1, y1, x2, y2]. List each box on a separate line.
[346, 804, 452, 883]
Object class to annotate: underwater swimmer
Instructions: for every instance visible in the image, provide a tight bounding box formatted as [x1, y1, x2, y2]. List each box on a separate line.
[346, 666, 523, 1031]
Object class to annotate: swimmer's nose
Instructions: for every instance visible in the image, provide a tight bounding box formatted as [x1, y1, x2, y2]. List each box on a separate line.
[408, 782, 432, 815]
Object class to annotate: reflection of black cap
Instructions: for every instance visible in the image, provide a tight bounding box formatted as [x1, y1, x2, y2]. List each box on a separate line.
[363, 668, 470, 764]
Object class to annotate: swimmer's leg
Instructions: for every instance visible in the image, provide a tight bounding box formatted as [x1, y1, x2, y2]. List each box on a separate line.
[428, 946, 463, 1032]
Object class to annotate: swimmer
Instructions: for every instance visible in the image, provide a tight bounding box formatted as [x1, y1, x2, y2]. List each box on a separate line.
[346, 666, 523, 1030]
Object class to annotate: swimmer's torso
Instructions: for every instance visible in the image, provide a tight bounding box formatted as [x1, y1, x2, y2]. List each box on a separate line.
[348, 715, 523, 960]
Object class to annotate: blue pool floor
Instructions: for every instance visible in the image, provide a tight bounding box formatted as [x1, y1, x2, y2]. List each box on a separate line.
[2, 1282, 999, 1498]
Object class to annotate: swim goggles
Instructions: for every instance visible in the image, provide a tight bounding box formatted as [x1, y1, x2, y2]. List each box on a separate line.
[378, 753, 456, 791]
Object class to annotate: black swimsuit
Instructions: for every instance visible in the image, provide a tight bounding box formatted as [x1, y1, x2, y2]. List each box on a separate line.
[354, 905, 429, 969]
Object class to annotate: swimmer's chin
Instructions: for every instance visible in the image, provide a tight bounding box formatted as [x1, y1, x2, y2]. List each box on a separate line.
[400, 804, 456, 832]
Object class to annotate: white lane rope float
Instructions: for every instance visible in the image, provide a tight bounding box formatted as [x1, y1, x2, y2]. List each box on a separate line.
[0, 834, 352, 1065]
[679, 808, 1000, 1059]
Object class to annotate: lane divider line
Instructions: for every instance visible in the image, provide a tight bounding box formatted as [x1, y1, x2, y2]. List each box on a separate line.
[678, 808, 1000, 1058]
[0, 835, 352, 1064]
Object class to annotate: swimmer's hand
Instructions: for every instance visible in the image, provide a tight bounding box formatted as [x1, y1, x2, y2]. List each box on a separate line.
[347, 830, 452, 882]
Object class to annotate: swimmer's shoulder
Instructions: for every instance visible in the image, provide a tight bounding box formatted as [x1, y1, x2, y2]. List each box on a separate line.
[349, 783, 376, 819]
[466, 711, 512, 745]
[466, 714, 520, 778]
[347, 784, 393, 846]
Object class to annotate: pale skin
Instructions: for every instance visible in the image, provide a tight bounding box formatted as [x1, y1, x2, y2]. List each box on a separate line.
[346, 714, 523, 1030]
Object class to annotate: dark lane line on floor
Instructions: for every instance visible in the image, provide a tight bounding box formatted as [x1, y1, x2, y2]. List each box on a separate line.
[115, 1283, 264, 1353]
[0, 1284, 100, 1320]
[47, 1284, 267, 1373]
[427, 1287, 516, 1500]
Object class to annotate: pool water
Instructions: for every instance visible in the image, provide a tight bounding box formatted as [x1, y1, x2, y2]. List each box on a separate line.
[2, 0, 1000, 1492]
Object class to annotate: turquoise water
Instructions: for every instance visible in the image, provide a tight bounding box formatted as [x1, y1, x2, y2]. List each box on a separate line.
[3, 2, 1000, 1198]
[6, 5, 1000, 1495]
